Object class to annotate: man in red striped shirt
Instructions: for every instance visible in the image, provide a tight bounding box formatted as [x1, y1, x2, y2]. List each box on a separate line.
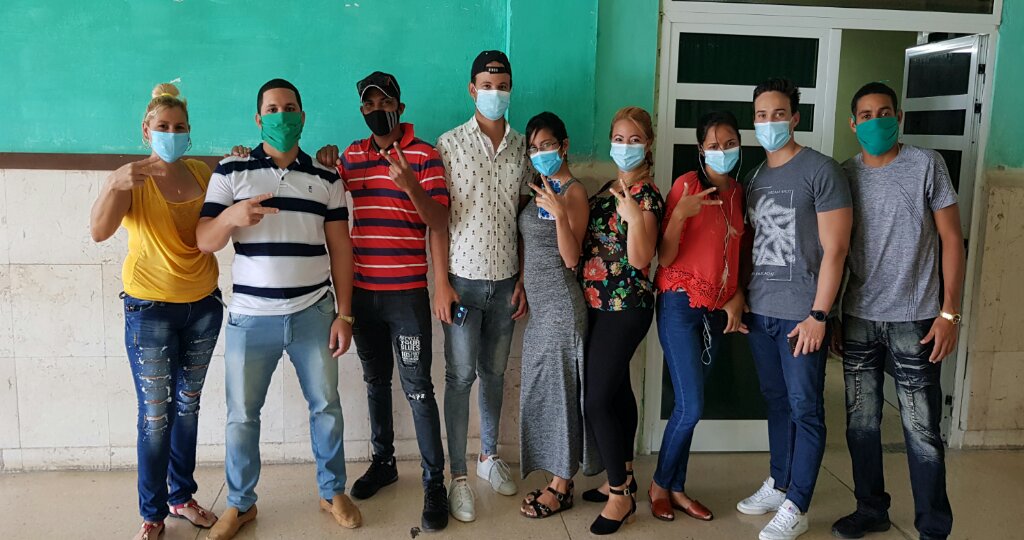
[316, 71, 452, 532]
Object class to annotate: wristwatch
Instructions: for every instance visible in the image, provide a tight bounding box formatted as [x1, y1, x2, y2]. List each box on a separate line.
[810, 310, 827, 322]
[336, 314, 355, 325]
[940, 311, 962, 325]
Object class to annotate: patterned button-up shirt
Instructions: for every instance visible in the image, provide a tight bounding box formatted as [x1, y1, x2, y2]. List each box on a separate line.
[436, 116, 533, 281]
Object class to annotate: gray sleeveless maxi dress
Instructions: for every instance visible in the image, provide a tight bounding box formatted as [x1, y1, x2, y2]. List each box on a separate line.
[517, 179, 600, 479]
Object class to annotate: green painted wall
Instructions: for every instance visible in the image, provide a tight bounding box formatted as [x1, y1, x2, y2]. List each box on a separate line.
[987, 0, 1024, 168]
[1, 0, 659, 160]
[832, 30, 918, 163]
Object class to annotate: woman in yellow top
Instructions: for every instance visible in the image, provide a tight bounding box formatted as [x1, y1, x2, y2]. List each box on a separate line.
[91, 83, 221, 540]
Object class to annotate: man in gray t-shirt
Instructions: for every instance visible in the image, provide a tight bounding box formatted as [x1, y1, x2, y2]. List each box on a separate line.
[831, 82, 963, 540]
[735, 79, 853, 540]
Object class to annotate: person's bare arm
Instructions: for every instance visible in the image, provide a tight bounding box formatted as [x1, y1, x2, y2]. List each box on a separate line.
[789, 207, 852, 356]
[195, 193, 278, 253]
[921, 204, 965, 362]
[90, 156, 166, 242]
[326, 221, 354, 357]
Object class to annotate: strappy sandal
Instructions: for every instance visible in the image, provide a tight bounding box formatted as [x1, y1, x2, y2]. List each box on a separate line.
[168, 499, 218, 529]
[132, 521, 163, 540]
[520, 481, 574, 519]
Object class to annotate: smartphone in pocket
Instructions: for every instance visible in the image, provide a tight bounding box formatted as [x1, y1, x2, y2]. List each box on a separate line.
[452, 304, 470, 327]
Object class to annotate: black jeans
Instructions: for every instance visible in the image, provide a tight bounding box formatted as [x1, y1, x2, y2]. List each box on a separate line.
[352, 287, 445, 487]
[843, 315, 952, 540]
[584, 307, 654, 487]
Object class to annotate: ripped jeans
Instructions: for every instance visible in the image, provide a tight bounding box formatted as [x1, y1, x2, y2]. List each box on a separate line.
[843, 315, 952, 540]
[353, 287, 445, 487]
[123, 291, 223, 522]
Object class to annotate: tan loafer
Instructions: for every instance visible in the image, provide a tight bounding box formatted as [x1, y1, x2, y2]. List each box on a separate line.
[319, 494, 363, 529]
[206, 506, 257, 540]
[132, 521, 163, 540]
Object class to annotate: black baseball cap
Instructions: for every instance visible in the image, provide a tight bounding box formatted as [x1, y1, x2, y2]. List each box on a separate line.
[357, 71, 401, 101]
[471, 50, 512, 83]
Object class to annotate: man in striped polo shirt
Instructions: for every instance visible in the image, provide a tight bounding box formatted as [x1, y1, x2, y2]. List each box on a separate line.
[196, 79, 361, 540]
[316, 71, 452, 532]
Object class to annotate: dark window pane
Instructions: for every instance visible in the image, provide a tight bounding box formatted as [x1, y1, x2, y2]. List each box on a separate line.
[677, 33, 818, 87]
[906, 50, 973, 98]
[934, 149, 962, 192]
[903, 109, 966, 135]
[672, 143, 766, 183]
[675, 100, 814, 131]
[660, 333, 767, 421]
[672, 0, 993, 15]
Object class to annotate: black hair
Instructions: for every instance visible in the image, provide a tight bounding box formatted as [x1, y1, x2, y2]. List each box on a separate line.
[695, 110, 742, 188]
[753, 77, 800, 114]
[257, 78, 302, 112]
[850, 81, 899, 115]
[525, 111, 568, 148]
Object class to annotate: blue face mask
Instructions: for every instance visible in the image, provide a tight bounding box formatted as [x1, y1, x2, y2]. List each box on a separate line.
[704, 147, 741, 175]
[754, 121, 792, 153]
[610, 143, 646, 172]
[476, 89, 510, 121]
[531, 148, 563, 177]
[150, 131, 191, 163]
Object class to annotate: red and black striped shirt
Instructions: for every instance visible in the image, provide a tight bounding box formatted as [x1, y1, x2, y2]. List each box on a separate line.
[339, 123, 449, 291]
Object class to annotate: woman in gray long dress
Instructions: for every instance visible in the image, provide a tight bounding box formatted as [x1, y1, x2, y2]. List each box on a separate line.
[517, 112, 597, 519]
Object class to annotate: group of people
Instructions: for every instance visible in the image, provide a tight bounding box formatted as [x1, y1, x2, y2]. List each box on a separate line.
[90, 49, 963, 540]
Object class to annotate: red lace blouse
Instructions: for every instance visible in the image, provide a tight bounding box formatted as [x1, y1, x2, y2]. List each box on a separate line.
[654, 171, 746, 310]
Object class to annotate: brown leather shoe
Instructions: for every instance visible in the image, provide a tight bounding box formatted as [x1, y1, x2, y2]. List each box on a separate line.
[320, 494, 363, 529]
[648, 485, 675, 522]
[674, 498, 713, 521]
[206, 506, 257, 540]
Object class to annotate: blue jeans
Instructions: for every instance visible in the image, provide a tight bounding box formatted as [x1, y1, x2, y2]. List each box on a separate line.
[224, 292, 347, 511]
[442, 274, 517, 476]
[123, 291, 223, 522]
[352, 287, 445, 487]
[747, 313, 829, 512]
[653, 291, 725, 492]
[843, 315, 952, 540]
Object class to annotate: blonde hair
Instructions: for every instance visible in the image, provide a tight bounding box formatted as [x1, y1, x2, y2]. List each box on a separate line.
[144, 83, 189, 124]
[610, 106, 655, 172]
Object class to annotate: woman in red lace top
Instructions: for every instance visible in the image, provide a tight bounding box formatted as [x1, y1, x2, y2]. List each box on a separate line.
[647, 111, 748, 524]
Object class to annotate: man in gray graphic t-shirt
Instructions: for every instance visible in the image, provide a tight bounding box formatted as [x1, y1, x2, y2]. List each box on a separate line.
[735, 78, 852, 540]
[831, 82, 963, 540]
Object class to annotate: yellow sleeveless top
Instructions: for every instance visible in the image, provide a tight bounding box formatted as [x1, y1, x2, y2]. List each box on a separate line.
[121, 159, 219, 303]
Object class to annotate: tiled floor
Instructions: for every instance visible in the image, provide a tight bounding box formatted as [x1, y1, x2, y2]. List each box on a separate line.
[1, 360, 1021, 539]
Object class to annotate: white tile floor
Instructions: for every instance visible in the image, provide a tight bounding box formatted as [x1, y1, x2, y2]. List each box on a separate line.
[1, 361, 1020, 540]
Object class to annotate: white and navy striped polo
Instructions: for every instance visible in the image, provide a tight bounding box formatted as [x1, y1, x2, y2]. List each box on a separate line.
[201, 144, 348, 316]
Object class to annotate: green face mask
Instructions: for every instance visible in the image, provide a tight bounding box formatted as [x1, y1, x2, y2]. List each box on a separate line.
[260, 111, 303, 152]
[855, 116, 899, 156]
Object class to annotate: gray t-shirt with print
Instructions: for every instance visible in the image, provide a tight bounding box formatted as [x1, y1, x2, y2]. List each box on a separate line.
[841, 144, 957, 322]
[746, 147, 852, 321]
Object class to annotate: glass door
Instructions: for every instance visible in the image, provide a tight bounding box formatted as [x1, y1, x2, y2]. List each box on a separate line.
[648, 20, 839, 452]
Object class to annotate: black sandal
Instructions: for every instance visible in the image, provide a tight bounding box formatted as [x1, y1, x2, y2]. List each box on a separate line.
[582, 471, 636, 503]
[520, 481, 574, 519]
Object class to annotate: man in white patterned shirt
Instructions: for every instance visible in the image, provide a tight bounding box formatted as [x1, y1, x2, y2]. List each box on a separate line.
[435, 50, 532, 523]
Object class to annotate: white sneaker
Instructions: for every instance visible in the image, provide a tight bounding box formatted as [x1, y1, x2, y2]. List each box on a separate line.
[759, 500, 808, 540]
[448, 477, 476, 522]
[476, 455, 517, 496]
[736, 477, 787, 515]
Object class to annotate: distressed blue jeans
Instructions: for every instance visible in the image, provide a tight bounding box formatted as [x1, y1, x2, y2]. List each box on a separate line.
[843, 315, 952, 540]
[442, 274, 517, 476]
[123, 291, 223, 522]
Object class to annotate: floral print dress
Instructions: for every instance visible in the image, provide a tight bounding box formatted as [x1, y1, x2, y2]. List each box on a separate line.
[581, 180, 665, 311]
